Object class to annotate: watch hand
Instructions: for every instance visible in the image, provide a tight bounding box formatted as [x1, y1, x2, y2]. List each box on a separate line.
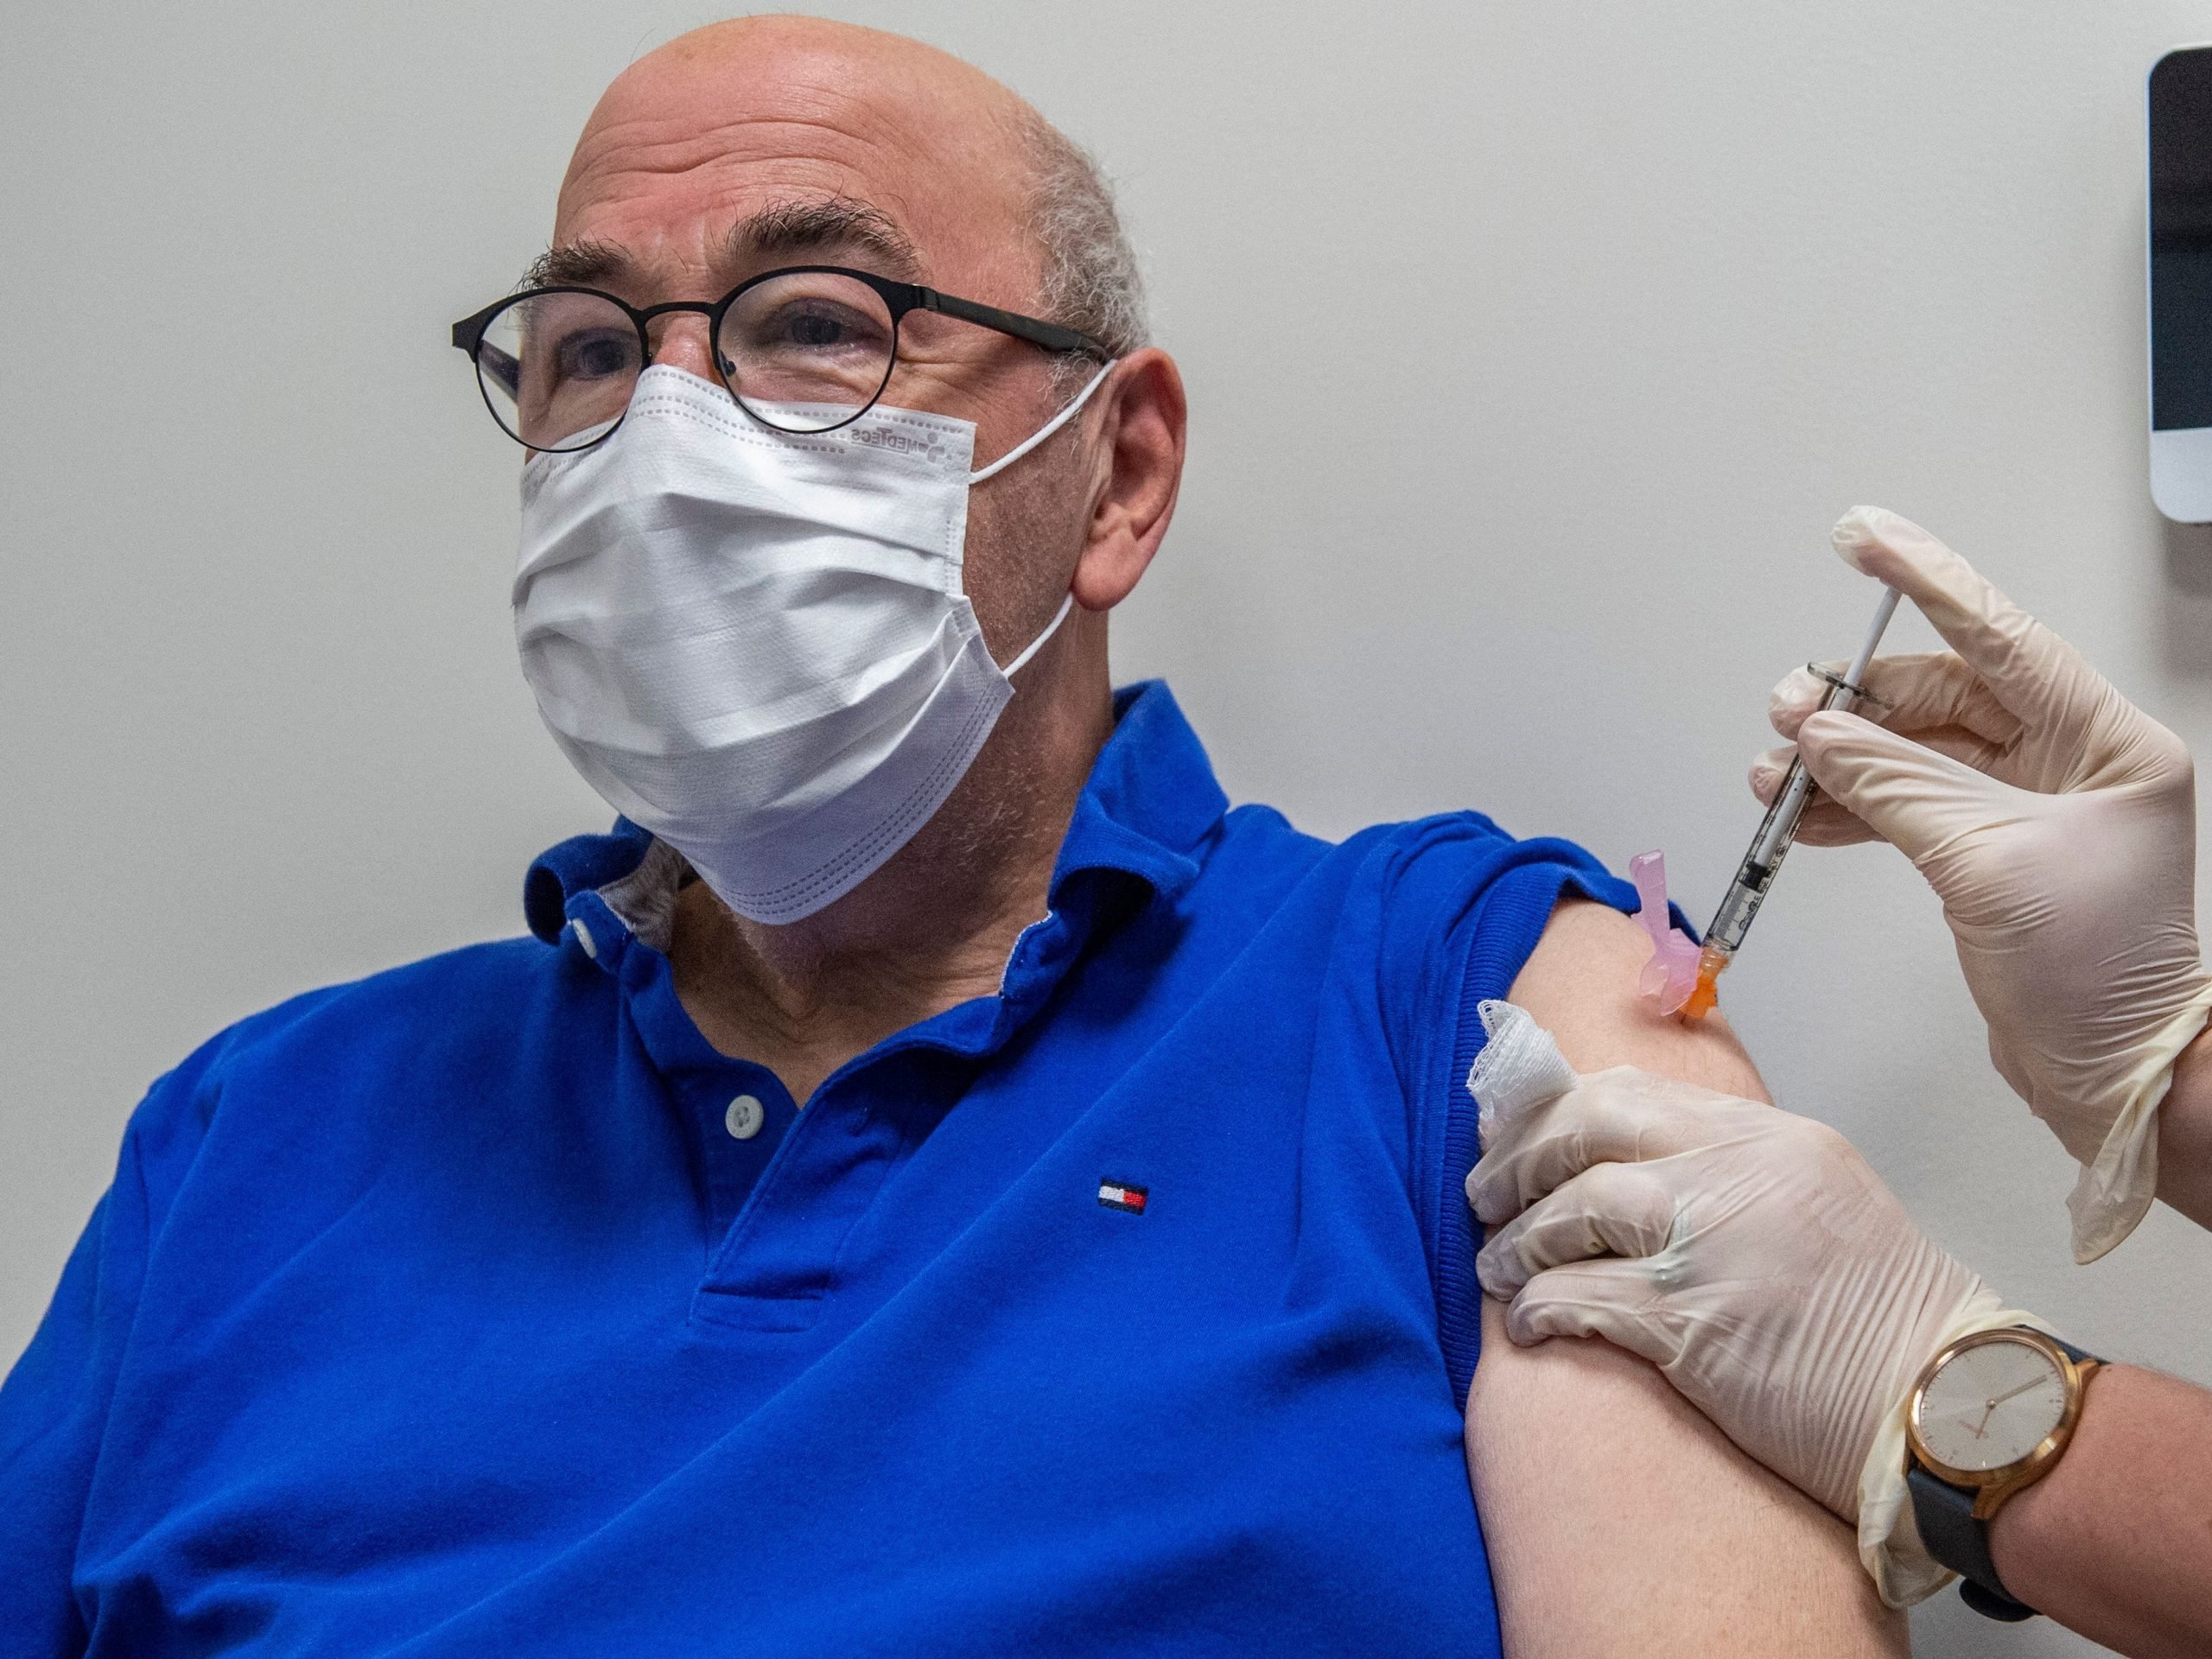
[1986, 1375, 2051, 1410]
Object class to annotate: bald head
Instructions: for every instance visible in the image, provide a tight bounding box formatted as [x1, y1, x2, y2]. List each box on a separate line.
[550, 17, 1140, 371]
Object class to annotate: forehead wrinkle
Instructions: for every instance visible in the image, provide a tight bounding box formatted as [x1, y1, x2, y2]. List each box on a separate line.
[558, 93, 956, 220]
[566, 113, 880, 189]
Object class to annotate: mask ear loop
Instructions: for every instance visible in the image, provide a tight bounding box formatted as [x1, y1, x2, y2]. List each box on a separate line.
[999, 593, 1076, 677]
[971, 359, 1115, 678]
[968, 359, 1117, 483]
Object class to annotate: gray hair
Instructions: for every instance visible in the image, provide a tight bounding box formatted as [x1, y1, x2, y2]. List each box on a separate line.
[1016, 112, 1148, 378]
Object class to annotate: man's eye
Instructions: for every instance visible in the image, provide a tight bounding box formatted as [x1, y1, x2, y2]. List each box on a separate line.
[757, 302, 884, 355]
[789, 312, 849, 348]
[556, 331, 639, 381]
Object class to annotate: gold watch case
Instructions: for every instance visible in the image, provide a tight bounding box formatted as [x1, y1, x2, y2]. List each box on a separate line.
[1904, 1326, 2101, 1521]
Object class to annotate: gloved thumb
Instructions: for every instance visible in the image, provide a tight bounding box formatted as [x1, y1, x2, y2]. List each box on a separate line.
[1501, 1258, 1676, 1371]
[1793, 708, 2011, 871]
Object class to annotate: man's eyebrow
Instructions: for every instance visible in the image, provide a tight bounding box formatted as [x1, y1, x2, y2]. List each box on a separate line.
[724, 198, 925, 283]
[522, 239, 635, 290]
[520, 200, 925, 297]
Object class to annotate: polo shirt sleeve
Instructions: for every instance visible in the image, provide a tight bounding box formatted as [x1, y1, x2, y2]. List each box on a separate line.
[1370, 813, 1642, 1407]
[0, 1118, 159, 1653]
[0, 1018, 264, 1655]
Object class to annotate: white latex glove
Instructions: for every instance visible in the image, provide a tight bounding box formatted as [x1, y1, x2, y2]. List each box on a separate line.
[1759, 506, 2212, 1262]
[1467, 1062, 2033, 1608]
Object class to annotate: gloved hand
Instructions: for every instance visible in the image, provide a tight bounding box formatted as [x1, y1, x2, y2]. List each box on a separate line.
[1467, 1062, 2031, 1608]
[1758, 506, 2212, 1262]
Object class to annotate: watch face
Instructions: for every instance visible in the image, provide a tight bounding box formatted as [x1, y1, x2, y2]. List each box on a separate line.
[1913, 1336, 2069, 1472]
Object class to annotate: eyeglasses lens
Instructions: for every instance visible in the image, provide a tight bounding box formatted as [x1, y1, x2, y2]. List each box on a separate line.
[716, 270, 898, 434]
[475, 291, 643, 452]
[474, 273, 903, 448]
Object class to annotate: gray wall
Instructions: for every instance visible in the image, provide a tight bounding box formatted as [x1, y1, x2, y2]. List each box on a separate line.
[3, 3, 2208, 1652]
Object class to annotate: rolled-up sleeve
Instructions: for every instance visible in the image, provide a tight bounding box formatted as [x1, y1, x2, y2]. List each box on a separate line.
[1370, 816, 1641, 1408]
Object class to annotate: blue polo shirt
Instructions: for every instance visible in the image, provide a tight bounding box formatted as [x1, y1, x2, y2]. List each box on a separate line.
[1, 682, 1637, 1659]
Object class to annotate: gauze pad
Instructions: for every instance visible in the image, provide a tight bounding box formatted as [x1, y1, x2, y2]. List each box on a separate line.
[1465, 1000, 1578, 1150]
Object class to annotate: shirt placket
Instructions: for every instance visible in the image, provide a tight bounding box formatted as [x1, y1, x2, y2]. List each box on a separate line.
[687, 899, 1106, 1332]
[690, 1043, 973, 1332]
[617, 943, 800, 1254]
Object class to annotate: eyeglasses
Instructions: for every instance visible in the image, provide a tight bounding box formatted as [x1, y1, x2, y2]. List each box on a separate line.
[450, 264, 1110, 453]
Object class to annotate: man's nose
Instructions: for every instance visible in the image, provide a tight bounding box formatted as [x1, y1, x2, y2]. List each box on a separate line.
[646, 314, 721, 383]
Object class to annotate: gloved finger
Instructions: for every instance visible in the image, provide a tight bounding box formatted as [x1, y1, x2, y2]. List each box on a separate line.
[1466, 1071, 1744, 1225]
[1751, 730, 2008, 803]
[1477, 1160, 1679, 1298]
[1743, 746, 1875, 845]
[1792, 709, 2019, 868]
[1502, 1259, 1680, 1369]
[1769, 653, 2022, 748]
[1777, 793, 1880, 848]
[1830, 506, 2112, 739]
[1751, 724, 2017, 846]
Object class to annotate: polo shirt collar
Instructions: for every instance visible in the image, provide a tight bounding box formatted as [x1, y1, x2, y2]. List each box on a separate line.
[1046, 679, 1224, 909]
[522, 680, 1229, 972]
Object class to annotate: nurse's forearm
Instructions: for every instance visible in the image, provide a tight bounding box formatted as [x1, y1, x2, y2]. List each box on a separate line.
[2155, 1027, 2212, 1232]
[1986, 1364, 2212, 1659]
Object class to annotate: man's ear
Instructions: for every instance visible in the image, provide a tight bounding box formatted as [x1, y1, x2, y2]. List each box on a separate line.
[1071, 348, 1185, 612]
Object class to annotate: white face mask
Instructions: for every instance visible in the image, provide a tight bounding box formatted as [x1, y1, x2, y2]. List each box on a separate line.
[513, 361, 1112, 925]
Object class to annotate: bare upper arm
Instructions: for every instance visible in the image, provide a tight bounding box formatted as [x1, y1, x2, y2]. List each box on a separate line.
[1505, 899, 1770, 1097]
[1465, 901, 1904, 1656]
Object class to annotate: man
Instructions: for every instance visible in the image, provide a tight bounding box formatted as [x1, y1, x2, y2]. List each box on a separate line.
[1472, 512, 2212, 1656]
[0, 19, 1897, 1656]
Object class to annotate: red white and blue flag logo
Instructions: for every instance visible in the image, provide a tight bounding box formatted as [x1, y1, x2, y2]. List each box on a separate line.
[1096, 1180, 1148, 1214]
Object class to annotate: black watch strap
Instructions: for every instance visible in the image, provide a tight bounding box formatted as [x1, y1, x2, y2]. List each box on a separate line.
[1906, 1465, 2037, 1620]
[1907, 1332, 2101, 1624]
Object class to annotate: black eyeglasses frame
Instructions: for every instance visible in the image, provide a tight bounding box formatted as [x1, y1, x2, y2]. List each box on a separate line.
[449, 264, 1112, 450]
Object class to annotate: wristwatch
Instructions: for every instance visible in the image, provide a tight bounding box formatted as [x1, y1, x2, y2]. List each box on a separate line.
[1904, 1326, 2103, 1621]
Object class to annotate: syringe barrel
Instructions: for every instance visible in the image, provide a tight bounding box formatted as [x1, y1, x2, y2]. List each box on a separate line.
[1707, 875, 1764, 953]
[1716, 672, 1859, 944]
[1707, 754, 1808, 951]
[1700, 583, 1899, 970]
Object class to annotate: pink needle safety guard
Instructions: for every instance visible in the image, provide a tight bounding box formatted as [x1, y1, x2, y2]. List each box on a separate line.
[1630, 850, 1703, 1017]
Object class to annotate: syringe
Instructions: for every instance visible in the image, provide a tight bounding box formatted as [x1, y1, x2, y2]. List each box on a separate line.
[1681, 584, 1902, 1020]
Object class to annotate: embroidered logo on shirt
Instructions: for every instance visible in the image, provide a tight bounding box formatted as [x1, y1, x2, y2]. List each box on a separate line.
[1097, 1180, 1148, 1214]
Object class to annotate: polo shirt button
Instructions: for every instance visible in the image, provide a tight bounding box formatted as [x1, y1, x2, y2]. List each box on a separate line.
[724, 1094, 766, 1141]
[569, 918, 598, 960]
